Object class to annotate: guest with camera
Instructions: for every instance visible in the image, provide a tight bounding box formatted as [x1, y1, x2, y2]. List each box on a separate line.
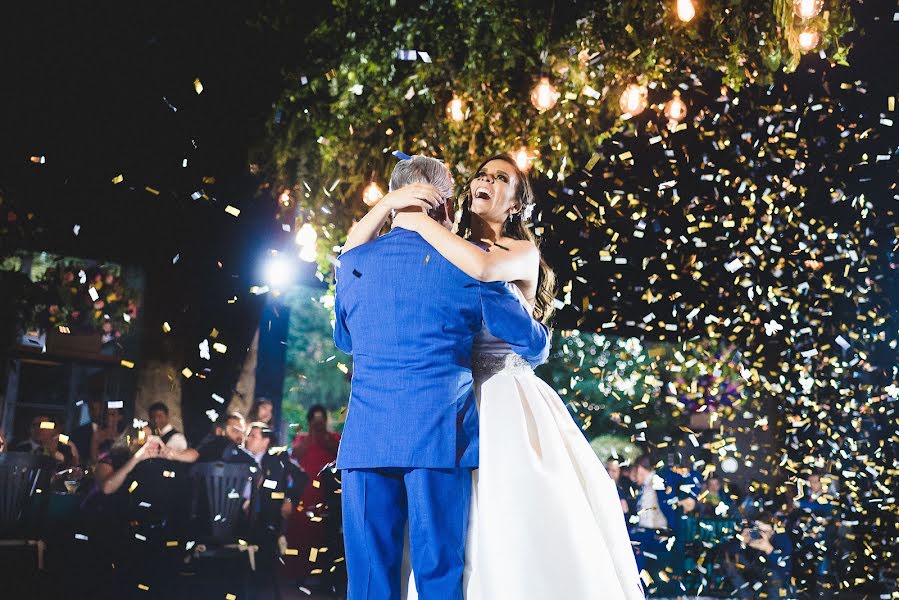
[720, 511, 794, 599]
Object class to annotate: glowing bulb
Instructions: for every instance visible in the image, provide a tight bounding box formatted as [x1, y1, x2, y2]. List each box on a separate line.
[263, 254, 295, 289]
[664, 92, 687, 122]
[295, 223, 317, 247]
[279, 190, 291, 206]
[793, 0, 823, 18]
[530, 77, 559, 113]
[446, 96, 465, 122]
[676, 0, 696, 22]
[362, 181, 384, 206]
[299, 244, 318, 263]
[618, 84, 648, 116]
[798, 29, 819, 51]
[513, 146, 532, 172]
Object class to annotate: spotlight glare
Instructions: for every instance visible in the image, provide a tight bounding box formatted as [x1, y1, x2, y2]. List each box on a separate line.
[263, 254, 295, 289]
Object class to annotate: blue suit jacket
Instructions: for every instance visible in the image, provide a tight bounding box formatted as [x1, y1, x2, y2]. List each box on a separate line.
[333, 227, 550, 469]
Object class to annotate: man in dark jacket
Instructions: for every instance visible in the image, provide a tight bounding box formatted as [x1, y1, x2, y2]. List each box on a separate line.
[244, 421, 307, 598]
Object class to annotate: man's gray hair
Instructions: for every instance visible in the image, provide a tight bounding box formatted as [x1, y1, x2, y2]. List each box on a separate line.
[388, 155, 454, 200]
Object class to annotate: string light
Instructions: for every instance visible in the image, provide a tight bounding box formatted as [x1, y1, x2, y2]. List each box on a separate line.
[530, 77, 559, 113]
[619, 83, 649, 117]
[798, 29, 819, 51]
[793, 0, 824, 19]
[279, 190, 291, 206]
[675, 0, 696, 23]
[513, 146, 533, 172]
[362, 181, 385, 206]
[446, 96, 466, 122]
[664, 91, 688, 122]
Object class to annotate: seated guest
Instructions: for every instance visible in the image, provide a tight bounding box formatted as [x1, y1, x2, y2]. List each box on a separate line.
[721, 511, 794, 599]
[247, 397, 275, 427]
[164, 412, 254, 464]
[70, 397, 104, 463]
[148, 401, 188, 451]
[94, 426, 163, 495]
[90, 427, 183, 597]
[89, 402, 125, 464]
[14, 414, 80, 467]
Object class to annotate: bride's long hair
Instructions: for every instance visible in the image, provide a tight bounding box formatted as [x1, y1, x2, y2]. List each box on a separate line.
[456, 154, 556, 324]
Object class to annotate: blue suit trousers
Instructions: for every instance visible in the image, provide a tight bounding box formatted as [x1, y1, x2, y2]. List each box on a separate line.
[341, 467, 472, 600]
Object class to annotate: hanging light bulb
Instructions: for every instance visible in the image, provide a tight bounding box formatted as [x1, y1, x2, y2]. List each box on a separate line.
[675, 0, 696, 22]
[295, 223, 317, 247]
[279, 190, 291, 206]
[664, 91, 687, 122]
[513, 146, 532, 172]
[793, 0, 823, 19]
[619, 83, 648, 116]
[446, 96, 466, 122]
[798, 29, 819, 51]
[362, 181, 385, 206]
[530, 77, 559, 113]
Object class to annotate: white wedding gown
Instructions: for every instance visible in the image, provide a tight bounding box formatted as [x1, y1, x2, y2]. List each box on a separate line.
[403, 286, 645, 600]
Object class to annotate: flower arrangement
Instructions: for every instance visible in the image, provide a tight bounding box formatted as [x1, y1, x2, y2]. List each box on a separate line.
[21, 256, 141, 345]
[670, 343, 746, 414]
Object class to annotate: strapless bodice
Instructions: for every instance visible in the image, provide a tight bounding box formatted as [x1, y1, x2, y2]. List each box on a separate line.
[472, 283, 535, 379]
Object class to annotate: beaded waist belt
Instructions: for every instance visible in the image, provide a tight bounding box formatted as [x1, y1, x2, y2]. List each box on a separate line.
[472, 353, 533, 379]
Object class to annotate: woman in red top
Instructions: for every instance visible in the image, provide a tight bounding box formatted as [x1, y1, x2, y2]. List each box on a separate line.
[283, 404, 341, 584]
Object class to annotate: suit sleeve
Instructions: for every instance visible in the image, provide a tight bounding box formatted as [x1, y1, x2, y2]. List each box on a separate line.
[479, 281, 551, 367]
[333, 267, 353, 354]
[285, 460, 308, 506]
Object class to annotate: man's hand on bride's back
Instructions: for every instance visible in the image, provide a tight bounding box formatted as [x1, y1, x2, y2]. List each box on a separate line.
[381, 183, 443, 213]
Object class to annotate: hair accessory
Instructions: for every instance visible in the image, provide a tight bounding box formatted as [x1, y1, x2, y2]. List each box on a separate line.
[522, 203, 535, 221]
[391, 150, 412, 160]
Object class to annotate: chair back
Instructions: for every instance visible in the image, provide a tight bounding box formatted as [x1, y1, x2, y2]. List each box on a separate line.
[0, 452, 52, 537]
[187, 461, 254, 544]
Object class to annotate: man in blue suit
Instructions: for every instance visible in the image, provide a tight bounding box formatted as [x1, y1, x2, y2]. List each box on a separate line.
[334, 155, 550, 599]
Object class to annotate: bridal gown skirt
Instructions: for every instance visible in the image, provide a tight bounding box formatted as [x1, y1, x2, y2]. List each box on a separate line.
[404, 364, 645, 600]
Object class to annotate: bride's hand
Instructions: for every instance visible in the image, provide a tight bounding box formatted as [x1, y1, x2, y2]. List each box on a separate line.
[379, 184, 442, 213]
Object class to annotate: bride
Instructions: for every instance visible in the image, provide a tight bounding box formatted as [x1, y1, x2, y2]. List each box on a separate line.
[342, 153, 644, 600]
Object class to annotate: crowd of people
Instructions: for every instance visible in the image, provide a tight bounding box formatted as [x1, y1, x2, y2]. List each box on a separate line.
[0, 398, 857, 598]
[0, 398, 342, 598]
[606, 456, 849, 598]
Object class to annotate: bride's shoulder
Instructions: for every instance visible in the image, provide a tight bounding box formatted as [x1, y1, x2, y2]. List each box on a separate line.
[494, 236, 538, 255]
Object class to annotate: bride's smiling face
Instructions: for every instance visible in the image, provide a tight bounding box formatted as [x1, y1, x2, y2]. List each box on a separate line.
[469, 159, 520, 225]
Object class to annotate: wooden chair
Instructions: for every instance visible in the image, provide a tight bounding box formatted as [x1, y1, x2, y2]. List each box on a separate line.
[0, 452, 53, 570]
